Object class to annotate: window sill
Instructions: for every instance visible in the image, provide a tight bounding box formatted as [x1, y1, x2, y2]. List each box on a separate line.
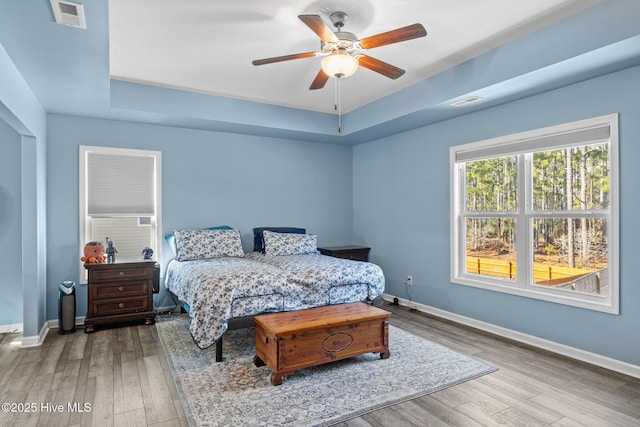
[452, 275, 618, 315]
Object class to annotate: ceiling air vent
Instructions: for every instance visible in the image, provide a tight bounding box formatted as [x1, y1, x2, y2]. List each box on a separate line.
[451, 96, 481, 107]
[50, 0, 86, 29]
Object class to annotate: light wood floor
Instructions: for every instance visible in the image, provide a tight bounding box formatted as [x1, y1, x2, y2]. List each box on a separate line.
[0, 303, 638, 426]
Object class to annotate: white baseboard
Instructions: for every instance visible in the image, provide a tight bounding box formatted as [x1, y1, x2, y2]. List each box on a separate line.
[20, 321, 50, 348]
[383, 293, 640, 379]
[47, 316, 86, 330]
[0, 323, 22, 334]
[20, 316, 86, 347]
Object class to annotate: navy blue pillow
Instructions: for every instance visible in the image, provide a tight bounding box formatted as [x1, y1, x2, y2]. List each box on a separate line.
[253, 227, 306, 253]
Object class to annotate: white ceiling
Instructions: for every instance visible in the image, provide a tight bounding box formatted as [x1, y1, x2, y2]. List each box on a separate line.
[109, 0, 596, 114]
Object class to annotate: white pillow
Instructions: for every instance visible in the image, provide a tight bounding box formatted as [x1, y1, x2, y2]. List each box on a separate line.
[174, 229, 244, 261]
[263, 230, 317, 256]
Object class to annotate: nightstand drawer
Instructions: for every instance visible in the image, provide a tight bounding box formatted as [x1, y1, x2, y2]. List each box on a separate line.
[92, 296, 149, 316]
[335, 250, 369, 261]
[92, 281, 149, 299]
[90, 266, 152, 282]
[318, 246, 370, 262]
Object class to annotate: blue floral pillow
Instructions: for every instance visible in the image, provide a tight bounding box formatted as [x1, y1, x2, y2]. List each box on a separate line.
[263, 230, 317, 256]
[166, 225, 232, 255]
[173, 229, 244, 261]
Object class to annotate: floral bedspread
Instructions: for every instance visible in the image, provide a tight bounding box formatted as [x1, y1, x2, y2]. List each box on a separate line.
[165, 257, 312, 349]
[165, 254, 386, 349]
[246, 252, 385, 301]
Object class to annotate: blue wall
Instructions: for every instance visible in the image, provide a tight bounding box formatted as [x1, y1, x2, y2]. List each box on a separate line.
[0, 41, 47, 339]
[353, 65, 640, 366]
[46, 114, 354, 319]
[0, 117, 22, 326]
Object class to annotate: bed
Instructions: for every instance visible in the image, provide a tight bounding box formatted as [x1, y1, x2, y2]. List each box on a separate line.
[164, 226, 385, 361]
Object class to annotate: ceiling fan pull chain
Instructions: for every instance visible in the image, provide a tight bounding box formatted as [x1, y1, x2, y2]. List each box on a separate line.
[337, 78, 342, 134]
[334, 76, 338, 112]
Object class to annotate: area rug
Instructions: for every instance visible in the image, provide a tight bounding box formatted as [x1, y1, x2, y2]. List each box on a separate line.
[156, 314, 496, 427]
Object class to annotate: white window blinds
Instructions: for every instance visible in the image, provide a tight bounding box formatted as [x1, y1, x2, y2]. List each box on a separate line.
[455, 123, 611, 163]
[87, 152, 156, 216]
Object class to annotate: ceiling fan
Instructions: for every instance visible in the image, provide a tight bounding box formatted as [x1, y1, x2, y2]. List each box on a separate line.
[252, 12, 427, 90]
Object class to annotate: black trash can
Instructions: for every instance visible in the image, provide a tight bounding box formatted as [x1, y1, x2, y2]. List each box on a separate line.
[58, 281, 76, 334]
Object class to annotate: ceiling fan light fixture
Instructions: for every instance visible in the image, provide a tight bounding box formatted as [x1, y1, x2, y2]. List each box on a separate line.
[321, 50, 359, 79]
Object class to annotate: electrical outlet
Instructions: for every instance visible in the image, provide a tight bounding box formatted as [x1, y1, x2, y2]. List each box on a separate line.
[406, 275, 413, 286]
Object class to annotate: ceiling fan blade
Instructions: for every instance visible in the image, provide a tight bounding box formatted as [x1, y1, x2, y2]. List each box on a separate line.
[358, 55, 406, 79]
[252, 52, 316, 66]
[309, 69, 329, 90]
[298, 15, 339, 43]
[359, 23, 427, 49]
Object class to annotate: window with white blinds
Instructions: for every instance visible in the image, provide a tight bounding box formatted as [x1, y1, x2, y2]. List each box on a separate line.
[79, 146, 162, 271]
[450, 114, 618, 314]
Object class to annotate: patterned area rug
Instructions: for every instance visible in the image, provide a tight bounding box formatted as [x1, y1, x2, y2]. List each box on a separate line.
[156, 314, 496, 427]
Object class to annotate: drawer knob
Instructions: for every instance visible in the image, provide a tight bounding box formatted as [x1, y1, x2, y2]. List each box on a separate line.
[118, 271, 125, 276]
[118, 286, 125, 292]
[118, 303, 125, 309]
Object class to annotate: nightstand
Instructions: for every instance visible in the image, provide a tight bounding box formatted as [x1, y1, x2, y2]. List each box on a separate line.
[318, 245, 370, 262]
[84, 260, 156, 333]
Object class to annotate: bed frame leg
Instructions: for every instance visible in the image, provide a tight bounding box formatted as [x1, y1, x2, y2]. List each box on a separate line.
[215, 337, 223, 362]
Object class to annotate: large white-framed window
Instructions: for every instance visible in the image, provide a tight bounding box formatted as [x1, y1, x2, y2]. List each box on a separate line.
[450, 114, 618, 314]
[79, 146, 162, 278]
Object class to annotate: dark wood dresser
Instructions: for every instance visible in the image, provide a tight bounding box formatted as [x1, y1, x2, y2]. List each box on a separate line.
[84, 260, 156, 333]
[318, 245, 370, 262]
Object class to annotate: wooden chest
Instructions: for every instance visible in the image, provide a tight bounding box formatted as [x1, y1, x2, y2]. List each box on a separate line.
[84, 261, 156, 333]
[253, 302, 390, 385]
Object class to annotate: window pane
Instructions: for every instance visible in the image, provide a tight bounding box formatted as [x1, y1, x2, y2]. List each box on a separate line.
[532, 143, 609, 211]
[465, 218, 516, 281]
[465, 156, 517, 212]
[532, 218, 608, 296]
[90, 217, 154, 261]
